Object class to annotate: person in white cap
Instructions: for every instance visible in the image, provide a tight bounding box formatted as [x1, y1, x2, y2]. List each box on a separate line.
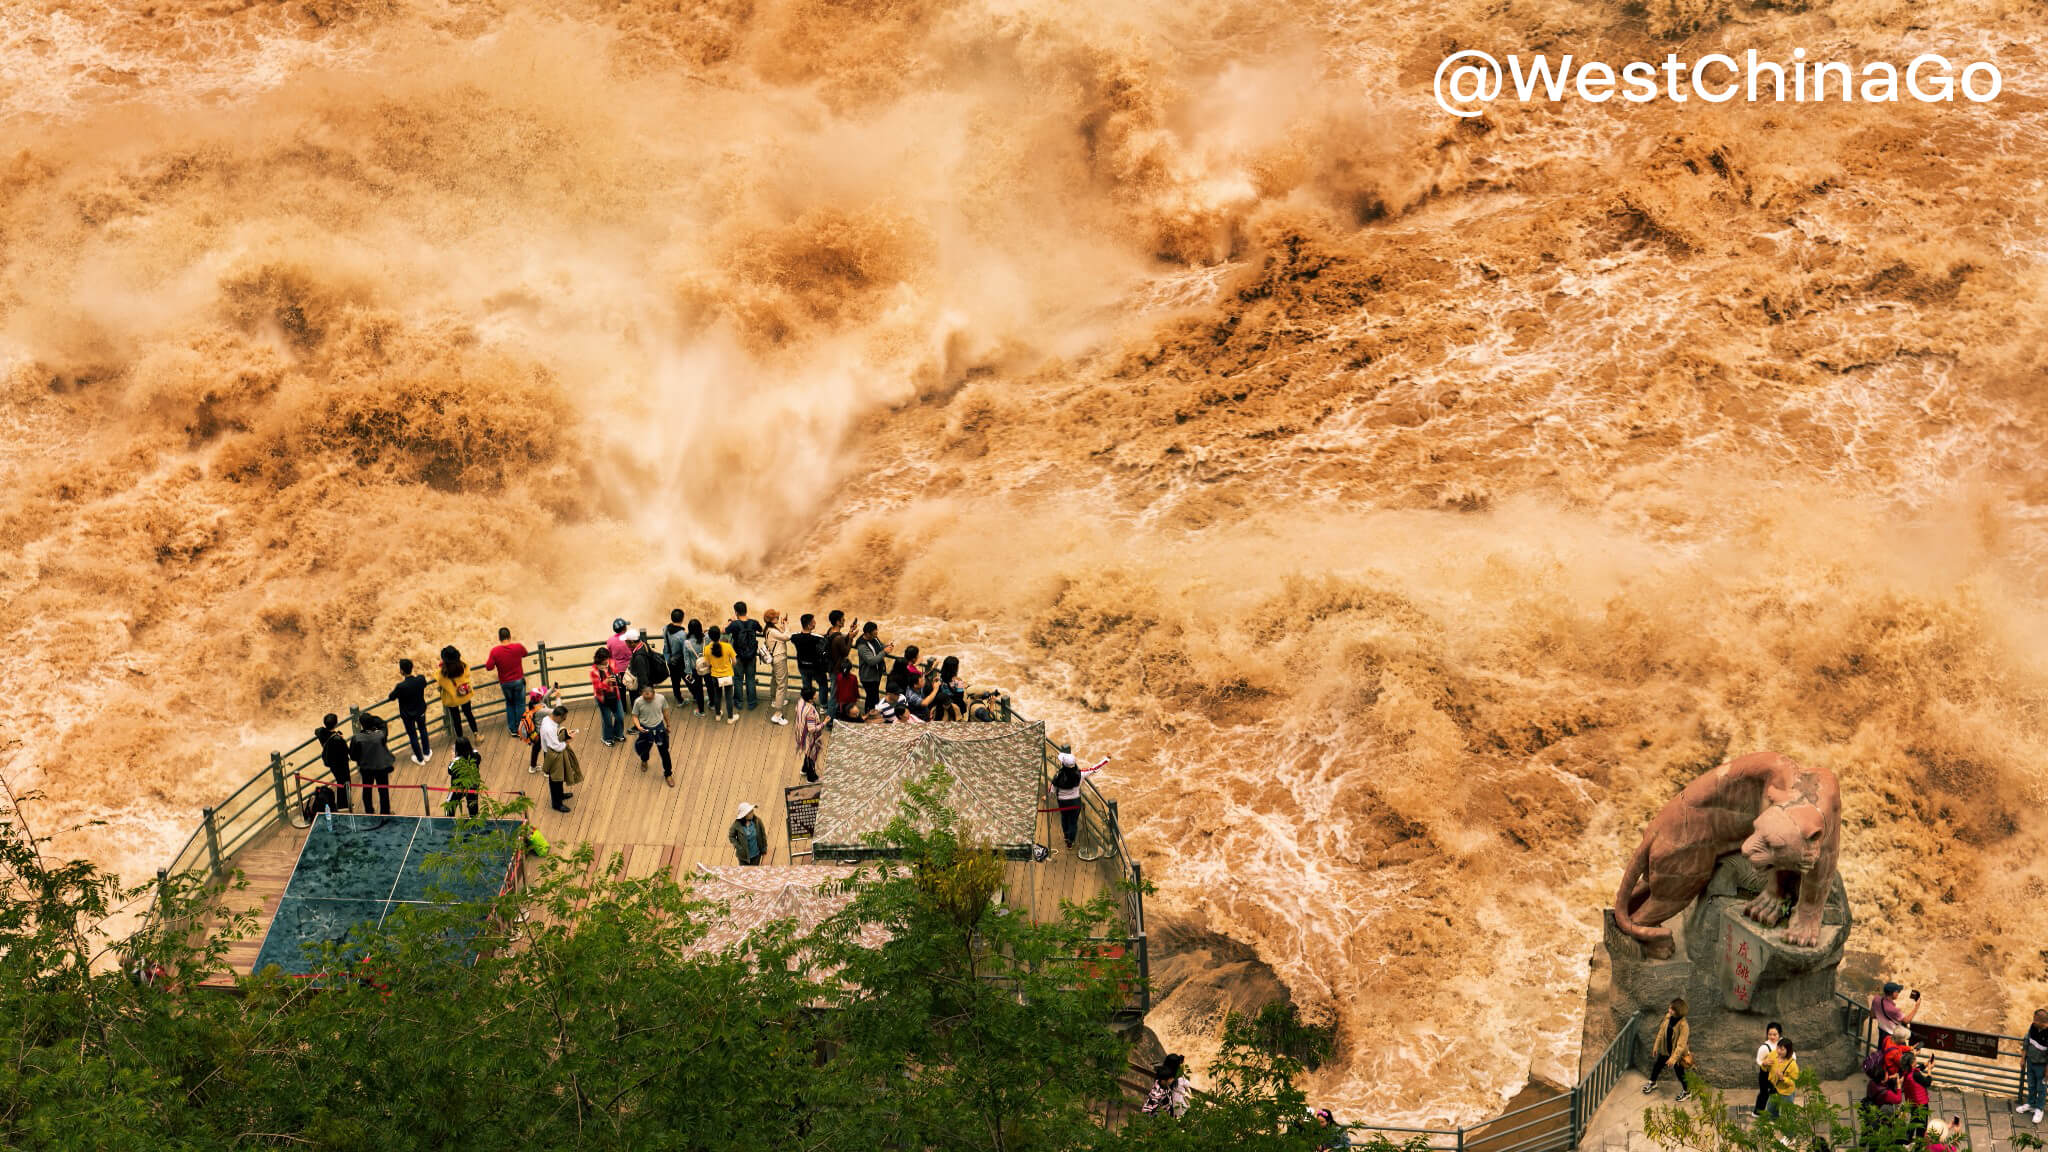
[1051, 746, 1084, 856]
[728, 801, 767, 865]
[605, 617, 633, 675]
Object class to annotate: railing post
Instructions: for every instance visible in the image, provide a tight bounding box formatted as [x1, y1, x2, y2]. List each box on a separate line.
[155, 868, 170, 923]
[269, 753, 290, 824]
[537, 641, 550, 685]
[421, 783, 432, 816]
[348, 705, 363, 735]
[1001, 695, 1011, 721]
[1568, 1086, 1581, 1149]
[202, 807, 223, 879]
[1131, 861, 1145, 936]
[1137, 932, 1151, 1014]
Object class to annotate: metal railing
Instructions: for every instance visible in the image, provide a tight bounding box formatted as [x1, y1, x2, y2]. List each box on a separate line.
[1340, 1014, 1640, 1152]
[1835, 992, 2028, 1099]
[149, 628, 1147, 1005]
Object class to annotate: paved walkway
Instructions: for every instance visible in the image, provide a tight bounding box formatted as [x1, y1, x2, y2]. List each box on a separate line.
[1583, 1069, 2036, 1152]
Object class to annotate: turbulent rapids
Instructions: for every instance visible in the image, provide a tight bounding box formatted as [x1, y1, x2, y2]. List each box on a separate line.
[4, 0, 2048, 1125]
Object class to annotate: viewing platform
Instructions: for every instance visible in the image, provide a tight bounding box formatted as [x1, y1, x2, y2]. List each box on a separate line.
[157, 634, 1145, 998]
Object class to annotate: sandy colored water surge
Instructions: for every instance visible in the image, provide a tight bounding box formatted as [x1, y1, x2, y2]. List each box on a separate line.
[4, 0, 2047, 1124]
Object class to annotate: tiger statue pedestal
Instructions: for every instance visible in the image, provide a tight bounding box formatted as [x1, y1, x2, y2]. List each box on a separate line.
[1597, 855, 1856, 1087]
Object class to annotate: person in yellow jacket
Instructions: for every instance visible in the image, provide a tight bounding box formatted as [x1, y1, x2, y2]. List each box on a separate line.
[703, 625, 738, 724]
[1763, 1039, 1801, 1117]
[436, 644, 480, 745]
[1642, 998, 1694, 1101]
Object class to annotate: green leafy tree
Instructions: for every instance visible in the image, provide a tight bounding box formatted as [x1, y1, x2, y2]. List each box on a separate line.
[2, 769, 1346, 1151]
[803, 766, 1136, 1151]
[0, 774, 249, 1149]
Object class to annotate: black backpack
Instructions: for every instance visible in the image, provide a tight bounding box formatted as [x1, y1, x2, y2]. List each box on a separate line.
[644, 647, 672, 686]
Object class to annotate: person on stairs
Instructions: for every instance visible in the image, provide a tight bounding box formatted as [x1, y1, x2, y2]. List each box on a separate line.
[1642, 998, 1694, 1101]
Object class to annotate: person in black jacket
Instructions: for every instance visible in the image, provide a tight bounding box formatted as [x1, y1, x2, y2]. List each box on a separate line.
[628, 633, 668, 702]
[315, 713, 354, 811]
[1051, 747, 1083, 855]
[792, 614, 828, 714]
[824, 610, 854, 696]
[386, 658, 433, 766]
[855, 621, 891, 710]
[349, 713, 397, 815]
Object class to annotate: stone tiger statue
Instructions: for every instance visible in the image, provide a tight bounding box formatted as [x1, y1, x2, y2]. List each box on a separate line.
[1613, 752, 1841, 960]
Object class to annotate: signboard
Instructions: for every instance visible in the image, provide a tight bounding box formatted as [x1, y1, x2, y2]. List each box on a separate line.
[784, 783, 822, 852]
[1717, 912, 1765, 1010]
[1910, 1023, 2002, 1060]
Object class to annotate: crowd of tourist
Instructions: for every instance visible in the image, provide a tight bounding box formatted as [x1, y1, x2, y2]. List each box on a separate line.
[301, 605, 1011, 821]
[1628, 978, 2046, 1150]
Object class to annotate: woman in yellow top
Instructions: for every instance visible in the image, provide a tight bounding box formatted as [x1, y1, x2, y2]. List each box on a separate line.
[1763, 1039, 1801, 1117]
[1642, 998, 1693, 1101]
[437, 644, 480, 745]
[702, 625, 738, 724]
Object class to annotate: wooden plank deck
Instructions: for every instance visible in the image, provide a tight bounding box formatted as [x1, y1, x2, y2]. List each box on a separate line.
[209, 700, 1112, 979]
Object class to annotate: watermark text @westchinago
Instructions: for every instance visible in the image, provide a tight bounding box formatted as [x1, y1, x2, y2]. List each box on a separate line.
[1433, 50, 2003, 118]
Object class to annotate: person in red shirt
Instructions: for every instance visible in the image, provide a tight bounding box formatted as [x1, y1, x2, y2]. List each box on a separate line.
[591, 650, 627, 746]
[605, 618, 633, 675]
[833, 661, 860, 720]
[482, 627, 529, 736]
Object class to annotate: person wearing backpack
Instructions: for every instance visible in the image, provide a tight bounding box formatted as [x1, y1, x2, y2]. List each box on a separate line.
[855, 621, 891, 711]
[518, 686, 556, 774]
[1863, 1060, 1904, 1115]
[315, 714, 355, 811]
[629, 632, 670, 702]
[590, 650, 627, 746]
[1051, 748, 1084, 857]
[726, 602, 763, 712]
[704, 625, 738, 723]
[2019, 1007, 2048, 1124]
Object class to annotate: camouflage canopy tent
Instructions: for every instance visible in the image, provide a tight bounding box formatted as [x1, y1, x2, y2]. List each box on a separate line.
[685, 865, 888, 958]
[812, 722, 1046, 861]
